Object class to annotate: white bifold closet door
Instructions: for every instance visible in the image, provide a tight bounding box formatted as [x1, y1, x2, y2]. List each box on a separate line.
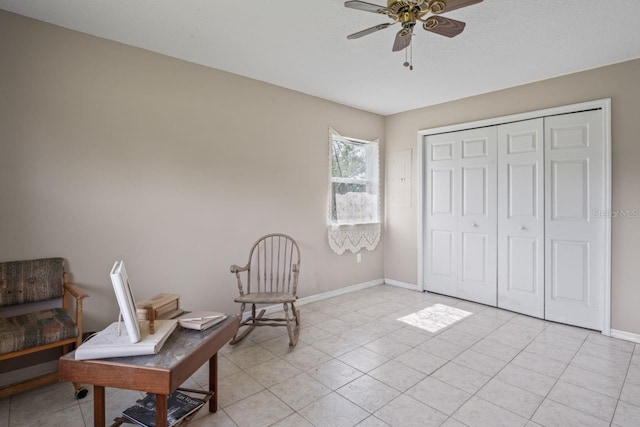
[497, 119, 545, 318]
[425, 127, 498, 306]
[424, 108, 607, 330]
[544, 110, 605, 330]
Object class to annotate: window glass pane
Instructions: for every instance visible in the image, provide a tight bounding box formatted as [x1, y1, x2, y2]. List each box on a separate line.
[331, 139, 368, 179]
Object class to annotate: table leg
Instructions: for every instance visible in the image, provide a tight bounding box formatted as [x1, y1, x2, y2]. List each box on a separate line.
[155, 393, 168, 427]
[209, 352, 218, 413]
[93, 385, 105, 427]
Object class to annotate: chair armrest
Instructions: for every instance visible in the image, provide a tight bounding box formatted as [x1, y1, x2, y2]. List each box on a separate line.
[230, 264, 249, 297]
[64, 282, 89, 300]
[63, 282, 88, 347]
[230, 264, 249, 274]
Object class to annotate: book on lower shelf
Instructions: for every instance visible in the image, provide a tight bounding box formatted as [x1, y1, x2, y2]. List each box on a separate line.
[122, 390, 204, 427]
[176, 311, 227, 331]
[74, 319, 178, 360]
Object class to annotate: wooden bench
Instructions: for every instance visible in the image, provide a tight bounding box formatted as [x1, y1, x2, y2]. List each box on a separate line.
[0, 258, 89, 398]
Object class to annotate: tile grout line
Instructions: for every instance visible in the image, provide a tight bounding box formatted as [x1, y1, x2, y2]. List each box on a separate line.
[609, 338, 636, 427]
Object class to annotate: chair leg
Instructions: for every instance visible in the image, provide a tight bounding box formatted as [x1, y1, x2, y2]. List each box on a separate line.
[230, 304, 265, 345]
[65, 343, 88, 398]
[230, 303, 246, 345]
[292, 302, 300, 326]
[73, 382, 89, 399]
[284, 303, 300, 347]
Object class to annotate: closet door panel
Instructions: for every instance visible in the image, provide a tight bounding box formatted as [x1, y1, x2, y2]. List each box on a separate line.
[425, 136, 459, 296]
[545, 110, 604, 330]
[457, 128, 498, 306]
[497, 119, 544, 318]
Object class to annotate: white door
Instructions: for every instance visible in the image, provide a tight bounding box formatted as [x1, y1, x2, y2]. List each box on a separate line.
[544, 110, 605, 330]
[425, 127, 497, 305]
[425, 133, 459, 297]
[457, 127, 498, 306]
[497, 119, 545, 318]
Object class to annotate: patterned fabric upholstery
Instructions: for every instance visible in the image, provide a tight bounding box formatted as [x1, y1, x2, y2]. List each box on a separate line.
[0, 258, 65, 307]
[0, 308, 77, 355]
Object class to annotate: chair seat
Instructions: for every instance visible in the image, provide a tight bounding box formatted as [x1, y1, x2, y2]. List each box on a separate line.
[234, 292, 296, 304]
[0, 308, 77, 355]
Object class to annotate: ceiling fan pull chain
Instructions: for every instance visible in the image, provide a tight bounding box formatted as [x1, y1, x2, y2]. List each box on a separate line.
[410, 40, 414, 70]
[403, 41, 414, 70]
[403, 36, 414, 70]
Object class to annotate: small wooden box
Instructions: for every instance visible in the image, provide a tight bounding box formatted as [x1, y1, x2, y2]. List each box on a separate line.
[136, 293, 183, 321]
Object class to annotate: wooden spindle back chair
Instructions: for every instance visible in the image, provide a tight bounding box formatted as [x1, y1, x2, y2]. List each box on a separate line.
[230, 233, 300, 346]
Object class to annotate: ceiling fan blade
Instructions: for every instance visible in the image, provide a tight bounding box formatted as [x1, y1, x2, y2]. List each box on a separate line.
[442, 0, 483, 13]
[344, 0, 389, 14]
[347, 22, 393, 39]
[424, 16, 466, 38]
[392, 29, 412, 52]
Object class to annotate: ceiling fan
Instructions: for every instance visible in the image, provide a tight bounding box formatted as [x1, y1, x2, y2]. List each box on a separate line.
[345, 0, 483, 52]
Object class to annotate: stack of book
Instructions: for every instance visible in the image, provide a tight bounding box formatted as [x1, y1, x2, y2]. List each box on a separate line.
[136, 293, 184, 321]
[122, 390, 204, 427]
[176, 311, 227, 331]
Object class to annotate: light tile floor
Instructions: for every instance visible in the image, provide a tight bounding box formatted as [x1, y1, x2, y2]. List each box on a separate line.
[1, 285, 639, 426]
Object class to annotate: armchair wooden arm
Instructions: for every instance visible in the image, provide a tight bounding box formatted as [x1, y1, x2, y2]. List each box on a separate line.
[64, 282, 89, 300]
[62, 276, 89, 348]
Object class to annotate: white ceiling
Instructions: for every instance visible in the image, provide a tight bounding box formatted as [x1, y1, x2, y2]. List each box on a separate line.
[2, 0, 640, 115]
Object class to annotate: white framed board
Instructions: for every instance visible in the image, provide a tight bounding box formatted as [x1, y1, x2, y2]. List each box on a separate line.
[110, 260, 141, 343]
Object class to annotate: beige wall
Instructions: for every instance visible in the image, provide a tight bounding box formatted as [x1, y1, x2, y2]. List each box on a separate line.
[384, 58, 640, 334]
[0, 11, 385, 332]
[3, 8, 639, 336]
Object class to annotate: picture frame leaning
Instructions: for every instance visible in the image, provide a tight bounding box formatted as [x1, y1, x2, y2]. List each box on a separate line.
[110, 260, 142, 343]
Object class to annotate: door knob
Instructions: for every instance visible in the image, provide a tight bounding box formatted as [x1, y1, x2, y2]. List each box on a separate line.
[472, 223, 478, 227]
[520, 226, 526, 230]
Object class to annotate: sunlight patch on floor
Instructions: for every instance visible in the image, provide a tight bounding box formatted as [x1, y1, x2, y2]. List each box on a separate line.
[398, 303, 472, 333]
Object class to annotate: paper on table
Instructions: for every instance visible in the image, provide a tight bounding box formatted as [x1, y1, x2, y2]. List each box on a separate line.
[75, 319, 178, 360]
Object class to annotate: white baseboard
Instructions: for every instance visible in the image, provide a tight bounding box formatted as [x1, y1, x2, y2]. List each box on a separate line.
[241, 279, 384, 321]
[0, 360, 58, 389]
[297, 279, 384, 305]
[384, 278, 421, 291]
[610, 328, 640, 344]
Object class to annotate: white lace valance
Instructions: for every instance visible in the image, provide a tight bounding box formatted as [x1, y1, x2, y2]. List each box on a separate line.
[328, 223, 382, 255]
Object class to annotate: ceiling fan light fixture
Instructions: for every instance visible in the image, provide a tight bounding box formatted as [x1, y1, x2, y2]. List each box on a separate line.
[345, 0, 483, 68]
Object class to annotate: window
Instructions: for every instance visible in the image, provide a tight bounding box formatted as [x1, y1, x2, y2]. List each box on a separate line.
[330, 132, 380, 225]
[327, 128, 381, 254]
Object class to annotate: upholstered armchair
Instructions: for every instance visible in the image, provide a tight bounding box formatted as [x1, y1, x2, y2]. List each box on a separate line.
[0, 258, 89, 398]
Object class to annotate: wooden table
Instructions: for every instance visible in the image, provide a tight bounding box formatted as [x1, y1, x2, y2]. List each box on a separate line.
[60, 316, 238, 427]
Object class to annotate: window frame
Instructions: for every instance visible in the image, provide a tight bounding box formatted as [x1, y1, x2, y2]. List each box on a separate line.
[329, 132, 380, 226]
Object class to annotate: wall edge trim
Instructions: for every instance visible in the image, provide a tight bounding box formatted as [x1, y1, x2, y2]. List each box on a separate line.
[384, 278, 420, 291]
[610, 328, 640, 344]
[241, 279, 384, 321]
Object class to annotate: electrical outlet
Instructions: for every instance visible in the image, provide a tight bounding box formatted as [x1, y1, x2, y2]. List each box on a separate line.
[356, 253, 362, 263]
